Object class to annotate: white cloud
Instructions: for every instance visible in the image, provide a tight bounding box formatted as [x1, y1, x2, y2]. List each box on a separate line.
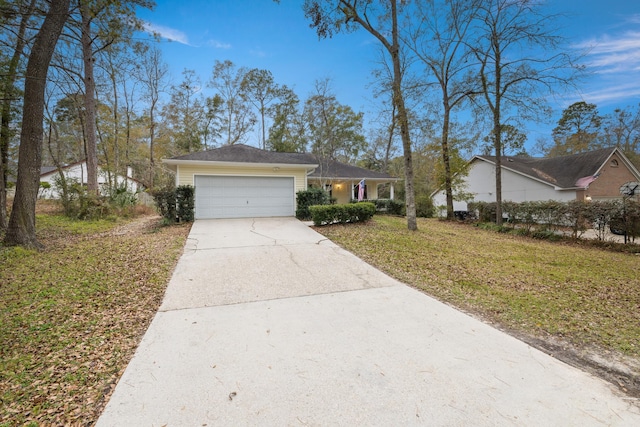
[580, 82, 640, 105]
[575, 31, 640, 72]
[572, 27, 640, 105]
[206, 39, 232, 49]
[143, 22, 190, 45]
[249, 48, 267, 58]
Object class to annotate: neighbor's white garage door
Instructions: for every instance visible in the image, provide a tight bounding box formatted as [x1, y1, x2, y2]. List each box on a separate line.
[194, 175, 295, 219]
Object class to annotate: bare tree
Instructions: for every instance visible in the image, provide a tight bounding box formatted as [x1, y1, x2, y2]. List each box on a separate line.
[4, 0, 71, 248]
[303, 78, 366, 163]
[405, 0, 480, 220]
[267, 85, 307, 152]
[602, 105, 640, 165]
[208, 60, 256, 145]
[469, 0, 580, 225]
[136, 46, 169, 187]
[303, 0, 418, 230]
[242, 68, 280, 149]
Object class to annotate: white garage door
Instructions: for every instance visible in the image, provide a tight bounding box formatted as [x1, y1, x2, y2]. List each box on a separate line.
[194, 175, 295, 219]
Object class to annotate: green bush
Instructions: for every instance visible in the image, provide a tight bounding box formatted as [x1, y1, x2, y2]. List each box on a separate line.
[470, 199, 640, 243]
[151, 187, 177, 223]
[468, 201, 496, 223]
[296, 188, 330, 220]
[151, 185, 195, 223]
[309, 202, 376, 226]
[176, 185, 195, 222]
[351, 199, 405, 216]
[415, 195, 435, 218]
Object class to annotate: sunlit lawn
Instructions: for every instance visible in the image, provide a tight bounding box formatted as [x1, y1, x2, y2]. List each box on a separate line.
[0, 212, 190, 425]
[316, 216, 640, 357]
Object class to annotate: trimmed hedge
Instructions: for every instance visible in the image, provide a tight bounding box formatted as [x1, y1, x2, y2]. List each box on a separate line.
[469, 199, 640, 241]
[151, 185, 195, 223]
[296, 188, 330, 220]
[351, 198, 405, 215]
[309, 202, 376, 226]
[176, 185, 195, 222]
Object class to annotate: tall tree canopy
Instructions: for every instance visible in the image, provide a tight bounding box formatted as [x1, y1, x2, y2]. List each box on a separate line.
[549, 101, 602, 156]
[468, 0, 580, 225]
[303, 0, 418, 230]
[303, 79, 365, 163]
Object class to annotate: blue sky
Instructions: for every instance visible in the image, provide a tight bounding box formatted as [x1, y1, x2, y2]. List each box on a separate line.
[136, 0, 640, 151]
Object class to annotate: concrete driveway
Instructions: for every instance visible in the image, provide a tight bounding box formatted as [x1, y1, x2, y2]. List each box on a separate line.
[97, 217, 640, 426]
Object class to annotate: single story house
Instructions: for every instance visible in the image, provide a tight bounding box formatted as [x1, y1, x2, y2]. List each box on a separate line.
[39, 160, 143, 198]
[162, 144, 399, 219]
[432, 147, 640, 214]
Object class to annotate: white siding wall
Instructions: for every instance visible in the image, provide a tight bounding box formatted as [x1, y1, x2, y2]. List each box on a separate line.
[433, 160, 577, 213]
[40, 163, 140, 198]
[177, 165, 308, 191]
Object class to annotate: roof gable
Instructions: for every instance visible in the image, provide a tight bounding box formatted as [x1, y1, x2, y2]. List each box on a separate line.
[476, 147, 630, 189]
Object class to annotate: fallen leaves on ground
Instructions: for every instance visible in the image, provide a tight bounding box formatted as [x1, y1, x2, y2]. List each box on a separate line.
[316, 216, 640, 378]
[0, 214, 190, 426]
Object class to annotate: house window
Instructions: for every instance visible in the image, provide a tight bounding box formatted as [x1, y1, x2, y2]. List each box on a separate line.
[611, 159, 619, 167]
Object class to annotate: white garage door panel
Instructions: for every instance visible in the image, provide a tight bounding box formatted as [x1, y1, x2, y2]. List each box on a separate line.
[195, 176, 294, 219]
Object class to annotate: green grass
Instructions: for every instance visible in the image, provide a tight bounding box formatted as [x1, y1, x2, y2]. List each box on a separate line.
[0, 213, 190, 425]
[316, 216, 640, 358]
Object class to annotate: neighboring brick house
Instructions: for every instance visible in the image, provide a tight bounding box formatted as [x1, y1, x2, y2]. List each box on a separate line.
[432, 147, 640, 213]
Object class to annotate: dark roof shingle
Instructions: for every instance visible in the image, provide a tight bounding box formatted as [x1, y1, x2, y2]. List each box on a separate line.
[169, 144, 396, 180]
[170, 144, 318, 165]
[478, 147, 617, 188]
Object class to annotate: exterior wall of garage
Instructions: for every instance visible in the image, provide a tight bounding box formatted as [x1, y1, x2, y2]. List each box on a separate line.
[176, 164, 309, 196]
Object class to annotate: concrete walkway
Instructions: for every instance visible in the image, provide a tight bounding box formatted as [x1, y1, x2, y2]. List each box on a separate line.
[97, 218, 640, 426]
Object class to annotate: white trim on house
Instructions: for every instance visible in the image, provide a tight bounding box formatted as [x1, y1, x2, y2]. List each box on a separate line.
[39, 160, 143, 199]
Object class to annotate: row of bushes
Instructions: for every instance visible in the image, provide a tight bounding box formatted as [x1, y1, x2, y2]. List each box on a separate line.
[151, 185, 195, 223]
[309, 202, 376, 226]
[296, 188, 407, 221]
[353, 198, 405, 216]
[469, 199, 640, 240]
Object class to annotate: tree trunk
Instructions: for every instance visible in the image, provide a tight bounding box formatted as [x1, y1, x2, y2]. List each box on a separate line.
[390, 1, 417, 231]
[80, 1, 99, 194]
[493, 51, 503, 226]
[4, 0, 71, 248]
[0, 0, 37, 230]
[442, 104, 455, 220]
[149, 107, 155, 187]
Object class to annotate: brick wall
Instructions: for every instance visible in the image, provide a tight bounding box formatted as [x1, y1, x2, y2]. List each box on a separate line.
[587, 153, 638, 200]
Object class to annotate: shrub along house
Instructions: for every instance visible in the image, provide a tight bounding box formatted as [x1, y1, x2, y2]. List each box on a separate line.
[162, 144, 398, 220]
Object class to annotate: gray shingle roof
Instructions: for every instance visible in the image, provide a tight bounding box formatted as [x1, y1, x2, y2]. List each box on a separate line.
[308, 158, 395, 180]
[169, 144, 318, 165]
[168, 144, 396, 180]
[477, 147, 618, 188]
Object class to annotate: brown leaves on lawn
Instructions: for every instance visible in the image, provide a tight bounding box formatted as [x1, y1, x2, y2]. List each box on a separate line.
[0, 215, 190, 426]
[317, 217, 640, 362]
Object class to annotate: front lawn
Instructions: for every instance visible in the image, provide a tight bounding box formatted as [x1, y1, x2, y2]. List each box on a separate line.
[316, 216, 640, 383]
[0, 211, 190, 425]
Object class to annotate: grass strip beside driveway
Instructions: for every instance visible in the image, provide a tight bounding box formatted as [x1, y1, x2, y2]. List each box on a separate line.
[0, 215, 190, 426]
[316, 216, 640, 361]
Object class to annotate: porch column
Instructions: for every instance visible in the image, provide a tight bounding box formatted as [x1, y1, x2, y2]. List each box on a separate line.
[352, 181, 356, 200]
[390, 183, 395, 200]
